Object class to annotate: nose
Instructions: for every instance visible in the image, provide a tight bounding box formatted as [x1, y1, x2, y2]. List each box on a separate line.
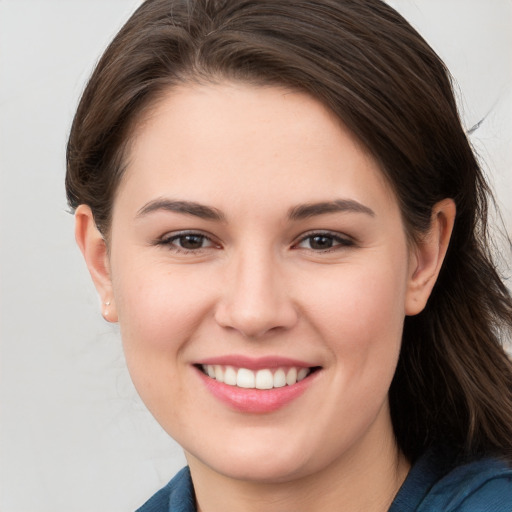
[214, 249, 298, 339]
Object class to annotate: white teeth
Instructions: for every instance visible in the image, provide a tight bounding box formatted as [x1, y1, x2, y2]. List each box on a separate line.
[202, 365, 313, 389]
[297, 368, 309, 381]
[214, 365, 224, 383]
[273, 368, 286, 388]
[255, 369, 273, 389]
[237, 368, 255, 388]
[286, 367, 297, 386]
[224, 366, 237, 385]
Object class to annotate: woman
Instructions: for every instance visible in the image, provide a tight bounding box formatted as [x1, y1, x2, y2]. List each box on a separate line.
[66, 0, 512, 510]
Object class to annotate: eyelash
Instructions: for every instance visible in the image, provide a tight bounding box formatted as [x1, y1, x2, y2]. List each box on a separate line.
[155, 230, 354, 254]
[293, 231, 355, 252]
[155, 231, 219, 253]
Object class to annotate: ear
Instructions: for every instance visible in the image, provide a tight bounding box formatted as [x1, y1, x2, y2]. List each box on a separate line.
[75, 205, 118, 322]
[405, 198, 456, 316]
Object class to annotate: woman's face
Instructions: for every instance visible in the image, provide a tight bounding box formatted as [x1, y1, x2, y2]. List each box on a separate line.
[105, 83, 421, 482]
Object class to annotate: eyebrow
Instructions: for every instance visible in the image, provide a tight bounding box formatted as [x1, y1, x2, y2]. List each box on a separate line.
[136, 198, 374, 222]
[287, 199, 375, 220]
[136, 199, 225, 221]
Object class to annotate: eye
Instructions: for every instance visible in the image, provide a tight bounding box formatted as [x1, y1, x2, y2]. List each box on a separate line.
[295, 232, 354, 251]
[156, 231, 219, 252]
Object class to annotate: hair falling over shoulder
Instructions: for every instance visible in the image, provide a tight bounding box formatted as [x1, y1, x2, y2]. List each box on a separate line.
[391, 194, 512, 463]
[66, 0, 512, 463]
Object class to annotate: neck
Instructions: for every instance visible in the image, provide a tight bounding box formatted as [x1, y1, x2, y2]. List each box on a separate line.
[187, 412, 410, 512]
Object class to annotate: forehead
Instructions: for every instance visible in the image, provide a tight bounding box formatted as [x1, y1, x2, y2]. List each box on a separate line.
[116, 82, 398, 217]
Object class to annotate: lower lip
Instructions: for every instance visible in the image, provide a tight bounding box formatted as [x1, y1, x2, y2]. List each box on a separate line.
[195, 367, 319, 413]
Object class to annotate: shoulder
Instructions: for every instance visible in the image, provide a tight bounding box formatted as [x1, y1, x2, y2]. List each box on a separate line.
[135, 467, 196, 512]
[390, 450, 512, 512]
[420, 457, 512, 512]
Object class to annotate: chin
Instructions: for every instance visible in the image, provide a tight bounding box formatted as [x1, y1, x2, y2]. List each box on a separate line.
[185, 435, 321, 484]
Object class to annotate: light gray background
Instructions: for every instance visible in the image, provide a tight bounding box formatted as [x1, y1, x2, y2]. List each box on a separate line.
[1, 1, 511, 511]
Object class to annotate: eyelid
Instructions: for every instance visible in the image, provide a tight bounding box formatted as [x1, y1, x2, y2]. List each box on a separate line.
[153, 229, 354, 253]
[155, 229, 221, 251]
[292, 230, 355, 251]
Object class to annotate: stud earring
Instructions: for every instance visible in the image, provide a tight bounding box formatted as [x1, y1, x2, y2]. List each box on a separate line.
[104, 300, 111, 317]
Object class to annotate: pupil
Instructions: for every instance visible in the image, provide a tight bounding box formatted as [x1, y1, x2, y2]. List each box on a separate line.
[310, 235, 333, 250]
[180, 235, 203, 249]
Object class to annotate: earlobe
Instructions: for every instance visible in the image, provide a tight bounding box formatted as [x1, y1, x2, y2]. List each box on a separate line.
[75, 205, 118, 322]
[405, 199, 456, 316]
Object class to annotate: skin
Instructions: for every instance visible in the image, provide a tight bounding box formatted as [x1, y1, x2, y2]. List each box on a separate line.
[76, 82, 455, 512]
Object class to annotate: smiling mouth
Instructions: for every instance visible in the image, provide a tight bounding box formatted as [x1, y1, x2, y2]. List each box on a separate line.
[197, 364, 320, 390]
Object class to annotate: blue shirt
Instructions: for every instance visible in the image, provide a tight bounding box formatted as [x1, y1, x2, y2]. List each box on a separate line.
[136, 449, 512, 511]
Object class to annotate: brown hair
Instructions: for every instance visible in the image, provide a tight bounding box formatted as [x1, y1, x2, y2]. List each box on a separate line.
[66, 0, 512, 463]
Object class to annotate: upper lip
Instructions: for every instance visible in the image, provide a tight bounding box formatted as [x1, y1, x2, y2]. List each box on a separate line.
[194, 355, 317, 371]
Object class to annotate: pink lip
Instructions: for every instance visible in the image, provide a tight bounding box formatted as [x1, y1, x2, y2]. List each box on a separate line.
[196, 354, 314, 370]
[194, 365, 320, 414]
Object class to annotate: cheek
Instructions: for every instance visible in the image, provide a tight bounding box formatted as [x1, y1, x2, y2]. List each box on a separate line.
[114, 262, 211, 343]
[303, 260, 407, 345]
[298, 255, 408, 409]
[112, 264, 214, 421]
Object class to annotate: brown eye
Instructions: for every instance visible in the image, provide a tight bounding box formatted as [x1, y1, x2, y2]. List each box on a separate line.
[309, 235, 335, 250]
[176, 234, 207, 250]
[296, 232, 354, 252]
[157, 231, 217, 252]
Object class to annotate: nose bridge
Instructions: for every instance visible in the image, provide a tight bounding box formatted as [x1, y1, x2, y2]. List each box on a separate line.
[215, 241, 297, 338]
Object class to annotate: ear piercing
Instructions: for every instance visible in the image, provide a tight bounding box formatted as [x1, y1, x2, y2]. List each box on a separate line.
[104, 300, 111, 317]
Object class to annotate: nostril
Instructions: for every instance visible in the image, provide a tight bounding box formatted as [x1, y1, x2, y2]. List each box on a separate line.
[214, 298, 299, 339]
